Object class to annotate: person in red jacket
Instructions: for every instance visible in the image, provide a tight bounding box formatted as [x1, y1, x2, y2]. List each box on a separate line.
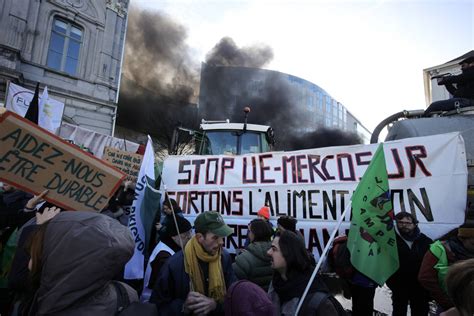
[418, 223, 474, 311]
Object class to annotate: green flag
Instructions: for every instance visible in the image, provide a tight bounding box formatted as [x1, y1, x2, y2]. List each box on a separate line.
[347, 143, 399, 285]
[141, 175, 161, 255]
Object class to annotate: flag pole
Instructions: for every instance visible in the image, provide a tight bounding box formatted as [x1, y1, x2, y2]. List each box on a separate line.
[160, 181, 194, 292]
[295, 201, 352, 316]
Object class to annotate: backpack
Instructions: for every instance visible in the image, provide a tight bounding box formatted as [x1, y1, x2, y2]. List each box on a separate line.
[305, 291, 348, 316]
[111, 281, 158, 316]
[328, 236, 354, 279]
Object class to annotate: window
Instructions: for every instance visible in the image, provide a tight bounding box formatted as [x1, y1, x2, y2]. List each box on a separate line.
[198, 131, 268, 155]
[47, 18, 83, 76]
[307, 95, 313, 109]
[325, 96, 331, 114]
[325, 117, 331, 127]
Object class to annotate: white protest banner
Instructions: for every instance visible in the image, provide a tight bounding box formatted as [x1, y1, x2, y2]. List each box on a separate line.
[5, 82, 64, 133]
[0, 109, 125, 212]
[59, 123, 140, 158]
[161, 133, 467, 257]
[110, 136, 141, 153]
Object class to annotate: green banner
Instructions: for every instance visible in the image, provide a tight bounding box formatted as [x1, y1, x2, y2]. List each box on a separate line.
[347, 143, 399, 285]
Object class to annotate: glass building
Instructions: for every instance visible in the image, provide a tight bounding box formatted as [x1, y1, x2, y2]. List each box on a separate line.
[199, 63, 371, 144]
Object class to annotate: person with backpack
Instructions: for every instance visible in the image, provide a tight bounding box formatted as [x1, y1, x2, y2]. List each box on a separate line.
[328, 233, 377, 316]
[387, 212, 432, 316]
[266, 230, 346, 315]
[419, 222, 474, 311]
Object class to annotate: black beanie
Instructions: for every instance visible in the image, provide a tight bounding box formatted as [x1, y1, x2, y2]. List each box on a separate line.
[167, 216, 192, 237]
[277, 216, 297, 232]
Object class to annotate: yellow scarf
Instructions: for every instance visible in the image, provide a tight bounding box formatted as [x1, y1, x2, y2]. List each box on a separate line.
[184, 236, 226, 302]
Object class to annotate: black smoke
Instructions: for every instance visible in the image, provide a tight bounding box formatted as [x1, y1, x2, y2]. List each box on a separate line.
[199, 65, 300, 150]
[286, 128, 363, 150]
[199, 39, 362, 150]
[122, 7, 197, 95]
[206, 37, 274, 68]
[117, 7, 199, 153]
[198, 64, 363, 150]
[118, 6, 361, 153]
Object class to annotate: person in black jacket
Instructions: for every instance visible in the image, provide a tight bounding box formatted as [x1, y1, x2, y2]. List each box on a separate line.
[425, 55, 474, 115]
[438, 56, 474, 99]
[386, 212, 433, 316]
[267, 230, 343, 315]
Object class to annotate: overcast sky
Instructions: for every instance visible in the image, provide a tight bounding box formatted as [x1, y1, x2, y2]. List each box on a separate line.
[133, 0, 473, 131]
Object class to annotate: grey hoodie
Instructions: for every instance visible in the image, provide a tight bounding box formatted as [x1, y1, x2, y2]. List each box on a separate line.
[33, 211, 137, 315]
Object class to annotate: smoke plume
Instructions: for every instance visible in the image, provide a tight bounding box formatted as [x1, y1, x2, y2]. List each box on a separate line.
[117, 7, 199, 152]
[122, 7, 197, 96]
[198, 65, 363, 150]
[118, 6, 360, 153]
[206, 37, 274, 68]
[287, 128, 363, 150]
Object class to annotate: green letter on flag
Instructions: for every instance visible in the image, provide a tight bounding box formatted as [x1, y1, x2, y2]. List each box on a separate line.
[347, 143, 399, 285]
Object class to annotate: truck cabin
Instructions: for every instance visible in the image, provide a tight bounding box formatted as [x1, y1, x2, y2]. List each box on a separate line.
[196, 120, 275, 155]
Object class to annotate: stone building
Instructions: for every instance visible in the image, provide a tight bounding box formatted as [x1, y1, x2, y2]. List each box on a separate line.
[0, 0, 129, 135]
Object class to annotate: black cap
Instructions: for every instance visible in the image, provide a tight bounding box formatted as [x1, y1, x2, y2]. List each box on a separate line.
[167, 216, 192, 237]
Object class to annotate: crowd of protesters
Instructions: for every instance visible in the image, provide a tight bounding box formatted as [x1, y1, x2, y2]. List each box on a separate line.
[1, 180, 474, 316]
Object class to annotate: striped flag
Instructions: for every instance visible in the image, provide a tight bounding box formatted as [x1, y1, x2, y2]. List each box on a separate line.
[124, 136, 160, 279]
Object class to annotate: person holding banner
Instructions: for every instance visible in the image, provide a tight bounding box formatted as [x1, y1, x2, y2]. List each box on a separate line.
[266, 230, 343, 315]
[101, 181, 135, 226]
[1, 184, 33, 230]
[150, 211, 236, 315]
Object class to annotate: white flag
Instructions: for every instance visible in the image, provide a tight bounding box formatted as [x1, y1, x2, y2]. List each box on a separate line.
[38, 86, 54, 133]
[5, 82, 64, 134]
[124, 136, 156, 279]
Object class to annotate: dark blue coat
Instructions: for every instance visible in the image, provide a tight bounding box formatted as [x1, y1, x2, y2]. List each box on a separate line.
[150, 248, 236, 316]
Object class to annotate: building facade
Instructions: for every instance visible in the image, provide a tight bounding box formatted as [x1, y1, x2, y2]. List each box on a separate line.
[0, 0, 129, 135]
[199, 64, 371, 143]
